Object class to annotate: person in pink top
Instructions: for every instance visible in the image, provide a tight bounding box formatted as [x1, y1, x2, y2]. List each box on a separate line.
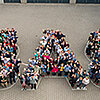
[51, 64, 58, 76]
[42, 52, 49, 60]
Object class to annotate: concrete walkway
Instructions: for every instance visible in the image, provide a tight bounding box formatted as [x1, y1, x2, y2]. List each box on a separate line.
[0, 4, 100, 100]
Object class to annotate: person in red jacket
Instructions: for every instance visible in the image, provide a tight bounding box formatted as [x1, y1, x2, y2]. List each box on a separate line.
[42, 52, 49, 60]
[11, 43, 17, 55]
[51, 64, 58, 76]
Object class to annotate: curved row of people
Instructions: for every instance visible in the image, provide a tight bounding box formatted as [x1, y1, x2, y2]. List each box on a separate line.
[86, 30, 100, 86]
[0, 28, 21, 88]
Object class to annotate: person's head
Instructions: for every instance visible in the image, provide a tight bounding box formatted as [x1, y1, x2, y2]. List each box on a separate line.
[74, 64, 76, 68]
[14, 59, 16, 62]
[5, 64, 7, 68]
[98, 33, 100, 36]
[3, 68, 5, 72]
[27, 73, 29, 77]
[32, 58, 35, 61]
[45, 34, 47, 38]
[4, 57, 7, 60]
[44, 52, 47, 55]
[35, 64, 38, 67]
[77, 71, 80, 74]
[44, 57, 47, 60]
[61, 63, 64, 66]
[24, 68, 26, 71]
[22, 75, 25, 79]
[7, 28, 9, 31]
[55, 64, 57, 67]
[79, 77, 83, 80]
[51, 29, 54, 33]
[99, 70, 100, 73]
[46, 28, 49, 31]
[74, 74, 76, 78]
[55, 37, 57, 40]
[85, 77, 89, 80]
[72, 69, 74, 72]
[83, 70, 86, 74]
[9, 69, 12, 72]
[27, 69, 30, 73]
[79, 66, 82, 70]
[43, 39, 45, 42]
[31, 75, 34, 78]
[12, 64, 14, 68]
[47, 64, 49, 67]
[59, 46, 62, 49]
[90, 34, 92, 37]
[58, 56, 60, 59]
[59, 31, 61, 35]
[71, 51, 73, 55]
[64, 56, 66, 59]
[96, 59, 98, 62]
[1, 74, 4, 78]
[37, 52, 39, 55]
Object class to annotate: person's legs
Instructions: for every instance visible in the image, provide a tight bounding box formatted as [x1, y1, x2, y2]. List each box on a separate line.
[58, 71, 62, 76]
[22, 84, 26, 90]
[69, 79, 73, 87]
[76, 82, 81, 89]
[47, 72, 50, 75]
[94, 77, 98, 83]
[34, 84, 36, 90]
[58, 70, 61, 76]
[64, 72, 68, 77]
[52, 72, 56, 76]
[90, 72, 93, 79]
[31, 84, 33, 89]
[82, 83, 86, 88]
[1, 83, 4, 87]
[4, 82, 7, 87]
[13, 76, 16, 83]
[10, 77, 12, 84]
[95, 79, 99, 85]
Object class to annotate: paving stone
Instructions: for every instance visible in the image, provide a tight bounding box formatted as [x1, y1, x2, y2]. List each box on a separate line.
[0, 4, 100, 100]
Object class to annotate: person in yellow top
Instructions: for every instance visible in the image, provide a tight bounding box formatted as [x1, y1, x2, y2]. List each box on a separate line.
[58, 63, 64, 76]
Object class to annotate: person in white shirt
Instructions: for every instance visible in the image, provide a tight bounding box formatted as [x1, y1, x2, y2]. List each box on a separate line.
[40, 39, 47, 46]
[4, 57, 10, 64]
[82, 77, 90, 89]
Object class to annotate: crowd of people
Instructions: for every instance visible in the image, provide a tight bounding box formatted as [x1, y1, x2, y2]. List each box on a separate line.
[1, 27, 99, 90]
[86, 30, 100, 86]
[20, 28, 90, 90]
[0, 28, 21, 88]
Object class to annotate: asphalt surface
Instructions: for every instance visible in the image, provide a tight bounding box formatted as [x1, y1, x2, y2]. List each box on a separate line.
[0, 4, 100, 100]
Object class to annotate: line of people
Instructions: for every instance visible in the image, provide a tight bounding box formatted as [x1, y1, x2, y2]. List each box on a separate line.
[86, 30, 100, 86]
[0, 28, 21, 88]
[20, 28, 90, 90]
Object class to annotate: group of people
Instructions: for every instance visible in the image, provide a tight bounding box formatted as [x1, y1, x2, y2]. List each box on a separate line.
[86, 30, 100, 85]
[20, 28, 90, 90]
[1, 28, 99, 90]
[0, 28, 21, 88]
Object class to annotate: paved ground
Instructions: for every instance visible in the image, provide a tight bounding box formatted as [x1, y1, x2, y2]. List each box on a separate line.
[0, 4, 100, 100]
